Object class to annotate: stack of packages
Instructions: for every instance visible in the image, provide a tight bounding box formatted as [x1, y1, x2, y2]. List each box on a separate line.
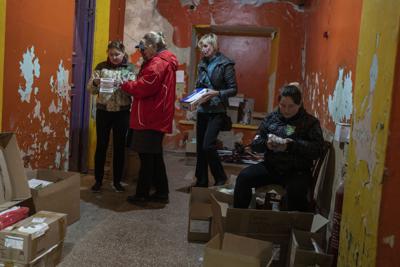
[0, 211, 67, 266]
[0, 133, 72, 266]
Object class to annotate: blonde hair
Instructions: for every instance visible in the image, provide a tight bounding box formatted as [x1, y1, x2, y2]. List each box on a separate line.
[197, 33, 218, 51]
[143, 31, 167, 51]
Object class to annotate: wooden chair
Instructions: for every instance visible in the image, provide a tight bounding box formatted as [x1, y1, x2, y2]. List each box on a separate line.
[309, 140, 332, 212]
[255, 140, 332, 212]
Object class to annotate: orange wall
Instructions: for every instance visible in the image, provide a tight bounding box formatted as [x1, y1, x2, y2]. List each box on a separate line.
[218, 35, 271, 112]
[156, 0, 305, 149]
[377, 40, 400, 265]
[109, 0, 126, 41]
[158, 1, 305, 92]
[3, 0, 74, 169]
[303, 0, 362, 131]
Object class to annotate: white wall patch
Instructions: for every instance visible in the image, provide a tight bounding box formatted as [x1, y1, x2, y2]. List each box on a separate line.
[56, 60, 70, 100]
[18, 46, 40, 103]
[33, 100, 41, 119]
[328, 68, 353, 123]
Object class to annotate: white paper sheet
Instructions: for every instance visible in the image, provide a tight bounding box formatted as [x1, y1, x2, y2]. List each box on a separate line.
[176, 70, 185, 83]
[28, 179, 53, 189]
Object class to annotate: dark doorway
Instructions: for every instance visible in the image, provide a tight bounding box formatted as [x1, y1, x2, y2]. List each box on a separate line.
[70, 0, 96, 172]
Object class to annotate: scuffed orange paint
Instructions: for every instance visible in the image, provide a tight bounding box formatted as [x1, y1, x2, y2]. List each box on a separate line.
[3, 0, 74, 169]
[157, 0, 306, 149]
[303, 0, 362, 131]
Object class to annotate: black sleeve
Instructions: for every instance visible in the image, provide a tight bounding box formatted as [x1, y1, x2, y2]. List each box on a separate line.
[219, 64, 238, 102]
[195, 67, 202, 89]
[288, 119, 324, 160]
[250, 115, 271, 153]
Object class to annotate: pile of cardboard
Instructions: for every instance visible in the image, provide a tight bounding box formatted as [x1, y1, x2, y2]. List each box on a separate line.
[187, 184, 333, 267]
[0, 133, 81, 266]
[0, 211, 67, 266]
[26, 170, 80, 225]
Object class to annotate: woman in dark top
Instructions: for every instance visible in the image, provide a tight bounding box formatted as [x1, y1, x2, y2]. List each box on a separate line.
[233, 84, 324, 211]
[194, 33, 238, 187]
[87, 41, 135, 193]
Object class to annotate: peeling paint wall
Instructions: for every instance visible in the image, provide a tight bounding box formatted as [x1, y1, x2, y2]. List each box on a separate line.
[339, 0, 400, 266]
[124, 0, 306, 150]
[2, 0, 74, 169]
[328, 68, 353, 124]
[303, 0, 362, 131]
[302, 1, 363, 244]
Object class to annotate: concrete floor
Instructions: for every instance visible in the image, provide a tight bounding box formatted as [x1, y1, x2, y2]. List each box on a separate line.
[59, 152, 206, 267]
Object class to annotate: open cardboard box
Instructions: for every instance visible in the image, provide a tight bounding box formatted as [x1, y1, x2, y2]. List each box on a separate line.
[203, 233, 274, 267]
[188, 187, 234, 242]
[210, 193, 329, 267]
[0, 241, 63, 267]
[0, 133, 31, 211]
[26, 169, 80, 225]
[288, 229, 333, 267]
[0, 211, 66, 264]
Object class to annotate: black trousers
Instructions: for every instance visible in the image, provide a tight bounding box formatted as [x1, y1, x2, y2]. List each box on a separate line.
[94, 109, 129, 184]
[195, 112, 227, 187]
[135, 153, 169, 198]
[233, 161, 310, 211]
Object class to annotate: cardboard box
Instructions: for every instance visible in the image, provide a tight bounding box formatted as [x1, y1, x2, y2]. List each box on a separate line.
[188, 187, 212, 242]
[288, 230, 333, 267]
[188, 187, 234, 242]
[0, 242, 63, 267]
[0, 133, 31, 211]
[228, 96, 244, 108]
[27, 170, 80, 225]
[0, 211, 66, 264]
[210, 194, 328, 267]
[203, 233, 273, 267]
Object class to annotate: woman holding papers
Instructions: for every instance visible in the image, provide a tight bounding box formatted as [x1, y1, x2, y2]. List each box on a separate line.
[121, 32, 178, 205]
[233, 84, 324, 211]
[194, 33, 238, 187]
[87, 41, 136, 193]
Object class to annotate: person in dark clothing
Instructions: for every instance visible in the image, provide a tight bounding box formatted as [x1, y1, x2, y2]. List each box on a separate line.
[194, 33, 238, 187]
[233, 84, 324, 211]
[87, 41, 136, 193]
[121, 32, 178, 205]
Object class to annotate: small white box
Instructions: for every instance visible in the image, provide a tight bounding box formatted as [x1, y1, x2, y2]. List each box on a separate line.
[99, 78, 115, 94]
[180, 88, 209, 111]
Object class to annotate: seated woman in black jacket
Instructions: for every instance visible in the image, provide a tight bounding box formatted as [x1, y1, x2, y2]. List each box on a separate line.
[233, 84, 324, 211]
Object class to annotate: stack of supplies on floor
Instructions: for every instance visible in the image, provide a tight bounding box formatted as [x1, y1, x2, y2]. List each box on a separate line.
[0, 211, 67, 266]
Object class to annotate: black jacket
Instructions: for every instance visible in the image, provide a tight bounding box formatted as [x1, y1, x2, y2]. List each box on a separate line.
[251, 107, 324, 174]
[196, 52, 238, 113]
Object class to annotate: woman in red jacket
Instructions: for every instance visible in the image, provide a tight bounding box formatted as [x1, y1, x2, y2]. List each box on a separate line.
[121, 32, 178, 205]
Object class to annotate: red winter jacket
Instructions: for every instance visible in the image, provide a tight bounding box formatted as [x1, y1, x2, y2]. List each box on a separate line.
[121, 50, 178, 133]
